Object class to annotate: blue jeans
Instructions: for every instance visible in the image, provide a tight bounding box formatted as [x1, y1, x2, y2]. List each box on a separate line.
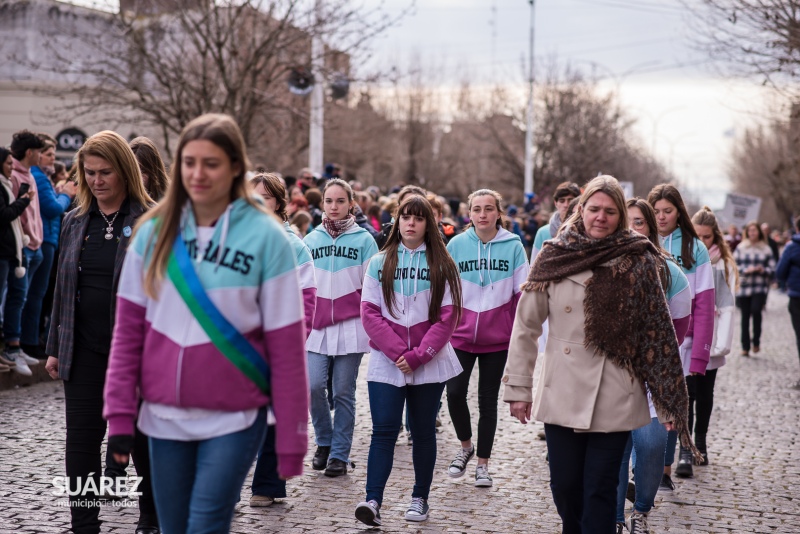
[148, 407, 267, 534]
[307, 351, 363, 462]
[21, 244, 52, 346]
[665, 430, 678, 466]
[3, 254, 29, 343]
[0, 259, 9, 327]
[365, 381, 446, 505]
[617, 417, 667, 522]
[251, 424, 286, 498]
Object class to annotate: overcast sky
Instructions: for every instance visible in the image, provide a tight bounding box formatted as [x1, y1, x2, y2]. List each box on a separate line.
[362, 0, 772, 207]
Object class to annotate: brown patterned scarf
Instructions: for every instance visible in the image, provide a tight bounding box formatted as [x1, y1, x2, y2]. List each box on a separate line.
[524, 219, 700, 460]
[322, 214, 356, 239]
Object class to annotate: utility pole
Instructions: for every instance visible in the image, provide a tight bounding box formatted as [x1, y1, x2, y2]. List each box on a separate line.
[523, 0, 535, 199]
[309, 0, 324, 174]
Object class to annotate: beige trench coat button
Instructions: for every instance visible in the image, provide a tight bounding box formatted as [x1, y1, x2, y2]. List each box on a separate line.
[565, 305, 572, 313]
[502, 375, 509, 383]
[563, 347, 571, 354]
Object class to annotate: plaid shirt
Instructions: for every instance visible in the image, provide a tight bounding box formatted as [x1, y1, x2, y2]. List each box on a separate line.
[46, 199, 147, 380]
[733, 241, 775, 297]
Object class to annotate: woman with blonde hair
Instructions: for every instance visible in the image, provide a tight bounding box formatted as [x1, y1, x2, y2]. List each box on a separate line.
[733, 220, 774, 356]
[44, 130, 157, 534]
[505, 176, 697, 534]
[102, 114, 309, 531]
[691, 206, 738, 465]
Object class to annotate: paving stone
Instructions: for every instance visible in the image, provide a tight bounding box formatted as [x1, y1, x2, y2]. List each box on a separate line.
[1, 293, 799, 531]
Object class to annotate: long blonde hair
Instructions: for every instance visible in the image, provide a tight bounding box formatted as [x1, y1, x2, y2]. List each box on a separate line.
[692, 206, 739, 290]
[74, 131, 153, 215]
[137, 114, 263, 298]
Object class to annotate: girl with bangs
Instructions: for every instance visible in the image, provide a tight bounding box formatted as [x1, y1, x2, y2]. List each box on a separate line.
[355, 195, 463, 527]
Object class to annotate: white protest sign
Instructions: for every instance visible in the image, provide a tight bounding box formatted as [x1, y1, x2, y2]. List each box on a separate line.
[619, 181, 634, 199]
[719, 193, 762, 227]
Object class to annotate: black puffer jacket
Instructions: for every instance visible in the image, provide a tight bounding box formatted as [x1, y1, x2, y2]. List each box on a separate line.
[0, 182, 30, 263]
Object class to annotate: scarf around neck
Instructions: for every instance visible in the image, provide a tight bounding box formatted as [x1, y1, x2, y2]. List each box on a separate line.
[322, 214, 356, 239]
[525, 219, 700, 460]
[708, 244, 721, 265]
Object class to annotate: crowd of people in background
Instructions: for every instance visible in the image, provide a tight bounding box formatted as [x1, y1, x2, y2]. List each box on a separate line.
[2, 117, 800, 534]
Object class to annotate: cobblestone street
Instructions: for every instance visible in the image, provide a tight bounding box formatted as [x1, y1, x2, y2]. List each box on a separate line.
[2, 293, 799, 533]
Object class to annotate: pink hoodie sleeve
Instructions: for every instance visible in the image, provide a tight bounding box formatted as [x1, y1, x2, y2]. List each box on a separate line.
[672, 316, 690, 346]
[302, 287, 317, 339]
[689, 287, 715, 374]
[403, 304, 458, 371]
[361, 301, 407, 362]
[262, 319, 308, 478]
[104, 252, 147, 437]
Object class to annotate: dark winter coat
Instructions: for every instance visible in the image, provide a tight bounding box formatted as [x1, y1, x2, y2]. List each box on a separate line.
[776, 235, 800, 298]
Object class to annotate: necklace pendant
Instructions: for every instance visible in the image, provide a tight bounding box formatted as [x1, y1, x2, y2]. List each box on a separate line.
[105, 232, 113, 240]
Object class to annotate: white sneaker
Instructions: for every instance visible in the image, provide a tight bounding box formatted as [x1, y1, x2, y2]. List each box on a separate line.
[475, 464, 493, 487]
[18, 350, 40, 366]
[404, 497, 429, 522]
[5, 352, 32, 376]
[447, 446, 475, 478]
[627, 511, 651, 534]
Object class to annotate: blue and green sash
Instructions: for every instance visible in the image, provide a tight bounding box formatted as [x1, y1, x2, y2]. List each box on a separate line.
[167, 235, 270, 394]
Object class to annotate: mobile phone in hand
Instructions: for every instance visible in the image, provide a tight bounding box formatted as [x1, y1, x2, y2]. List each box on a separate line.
[18, 183, 30, 197]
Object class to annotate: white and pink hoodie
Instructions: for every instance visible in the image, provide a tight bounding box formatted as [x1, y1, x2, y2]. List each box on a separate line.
[303, 224, 378, 355]
[446, 227, 530, 353]
[361, 243, 462, 386]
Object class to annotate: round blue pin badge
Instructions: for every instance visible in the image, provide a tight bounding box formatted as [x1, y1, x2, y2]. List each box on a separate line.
[123, 226, 132, 237]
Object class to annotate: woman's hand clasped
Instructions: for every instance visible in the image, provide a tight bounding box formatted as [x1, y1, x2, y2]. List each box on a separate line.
[509, 401, 532, 424]
[395, 356, 412, 374]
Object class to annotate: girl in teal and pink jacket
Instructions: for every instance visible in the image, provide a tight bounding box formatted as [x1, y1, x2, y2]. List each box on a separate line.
[444, 189, 530, 488]
[355, 194, 462, 527]
[303, 178, 378, 477]
[103, 114, 309, 533]
[648, 184, 715, 482]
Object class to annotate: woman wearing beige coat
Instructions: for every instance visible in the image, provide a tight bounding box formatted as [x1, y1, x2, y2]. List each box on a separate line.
[503, 176, 697, 534]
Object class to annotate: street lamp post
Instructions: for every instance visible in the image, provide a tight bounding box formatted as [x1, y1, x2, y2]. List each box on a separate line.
[523, 0, 535, 199]
[309, 0, 324, 174]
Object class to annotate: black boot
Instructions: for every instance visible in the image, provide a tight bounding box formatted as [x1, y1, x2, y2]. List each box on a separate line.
[312, 446, 330, 470]
[675, 446, 694, 478]
[135, 513, 160, 534]
[324, 458, 349, 477]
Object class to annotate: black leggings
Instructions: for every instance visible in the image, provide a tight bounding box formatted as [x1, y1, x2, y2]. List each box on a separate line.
[686, 369, 718, 448]
[737, 293, 767, 351]
[789, 297, 800, 365]
[446, 349, 507, 459]
[64, 346, 156, 533]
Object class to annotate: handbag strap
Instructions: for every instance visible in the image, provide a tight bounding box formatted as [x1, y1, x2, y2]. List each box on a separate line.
[167, 234, 270, 394]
